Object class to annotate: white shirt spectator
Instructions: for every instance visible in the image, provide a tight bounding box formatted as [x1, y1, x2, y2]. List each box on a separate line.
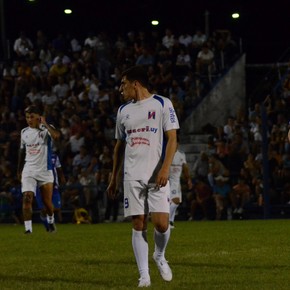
[178, 34, 193, 47]
[42, 91, 58, 106]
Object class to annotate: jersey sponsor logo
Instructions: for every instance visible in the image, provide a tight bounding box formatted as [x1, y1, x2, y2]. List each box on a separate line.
[126, 126, 158, 134]
[26, 142, 41, 148]
[169, 107, 177, 123]
[148, 111, 156, 119]
[129, 137, 150, 146]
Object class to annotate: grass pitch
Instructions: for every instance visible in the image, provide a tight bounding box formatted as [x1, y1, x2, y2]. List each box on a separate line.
[0, 220, 289, 290]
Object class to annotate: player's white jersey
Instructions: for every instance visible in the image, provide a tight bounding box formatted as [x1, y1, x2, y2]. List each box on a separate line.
[169, 149, 187, 183]
[116, 94, 179, 181]
[20, 125, 53, 172]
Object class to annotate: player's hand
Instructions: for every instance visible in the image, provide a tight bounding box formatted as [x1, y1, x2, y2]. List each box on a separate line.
[40, 116, 47, 126]
[155, 168, 169, 189]
[106, 180, 118, 200]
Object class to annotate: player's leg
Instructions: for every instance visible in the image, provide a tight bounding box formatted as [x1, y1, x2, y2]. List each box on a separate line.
[52, 188, 62, 223]
[132, 214, 150, 286]
[149, 183, 172, 282]
[169, 182, 181, 228]
[21, 173, 37, 234]
[40, 182, 56, 232]
[22, 191, 34, 234]
[169, 197, 180, 228]
[35, 187, 49, 231]
[124, 181, 150, 287]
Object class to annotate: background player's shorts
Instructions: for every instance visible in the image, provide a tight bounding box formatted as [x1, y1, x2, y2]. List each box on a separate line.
[21, 170, 53, 194]
[123, 180, 170, 217]
[169, 181, 182, 202]
[36, 187, 61, 209]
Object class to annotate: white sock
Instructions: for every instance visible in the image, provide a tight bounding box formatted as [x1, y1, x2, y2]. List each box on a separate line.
[132, 229, 149, 278]
[47, 214, 55, 224]
[154, 227, 170, 261]
[24, 220, 32, 232]
[169, 203, 179, 223]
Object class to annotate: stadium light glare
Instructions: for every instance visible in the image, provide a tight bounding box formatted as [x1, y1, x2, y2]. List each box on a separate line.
[151, 20, 159, 26]
[64, 9, 72, 15]
[232, 13, 240, 19]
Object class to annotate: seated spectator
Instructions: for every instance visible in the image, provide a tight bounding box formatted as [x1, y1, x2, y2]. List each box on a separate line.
[208, 154, 229, 188]
[41, 88, 58, 106]
[52, 76, 70, 100]
[26, 86, 42, 104]
[162, 28, 175, 50]
[175, 48, 192, 68]
[135, 46, 155, 66]
[188, 178, 212, 221]
[192, 151, 209, 180]
[192, 29, 207, 49]
[48, 58, 68, 84]
[178, 32, 193, 48]
[230, 177, 251, 214]
[212, 175, 232, 220]
[61, 175, 82, 208]
[72, 145, 91, 176]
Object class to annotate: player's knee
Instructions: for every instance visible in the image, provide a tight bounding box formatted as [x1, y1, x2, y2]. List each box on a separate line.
[23, 192, 33, 205]
[155, 222, 169, 233]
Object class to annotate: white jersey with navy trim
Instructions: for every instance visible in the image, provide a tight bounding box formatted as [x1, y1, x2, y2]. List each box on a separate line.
[115, 94, 179, 181]
[20, 125, 53, 172]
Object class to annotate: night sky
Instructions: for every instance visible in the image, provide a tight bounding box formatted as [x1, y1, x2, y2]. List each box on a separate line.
[2, 0, 290, 63]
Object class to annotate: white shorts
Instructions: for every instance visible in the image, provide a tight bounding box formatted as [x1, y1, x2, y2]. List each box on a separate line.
[123, 180, 170, 217]
[21, 170, 54, 194]
[169, 181, 182, 202]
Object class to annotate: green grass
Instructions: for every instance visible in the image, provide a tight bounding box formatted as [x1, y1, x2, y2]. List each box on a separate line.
[0, 220, 290, 289]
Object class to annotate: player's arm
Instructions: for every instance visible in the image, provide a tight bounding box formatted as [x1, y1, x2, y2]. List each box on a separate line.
[40, 116, 61, 140]
[156, 129, 177, 188]
[106, 139, 125, 198]
[182, 162, 193, 190]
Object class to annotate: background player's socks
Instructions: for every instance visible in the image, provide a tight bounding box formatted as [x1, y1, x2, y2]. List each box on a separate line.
[40, 213, 49, 231]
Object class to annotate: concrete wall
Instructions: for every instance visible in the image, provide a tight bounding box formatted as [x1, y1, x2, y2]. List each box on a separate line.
[182, 54, 246, 134]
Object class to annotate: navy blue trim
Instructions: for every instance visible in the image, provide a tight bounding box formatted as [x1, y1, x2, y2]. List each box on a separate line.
[119, 101, 131, 112]
[153, 95, 164, 107]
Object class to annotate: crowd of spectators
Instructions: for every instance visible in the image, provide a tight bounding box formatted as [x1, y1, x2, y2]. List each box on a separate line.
[0, 26, 240, 223]
[186, 79, 290, 220]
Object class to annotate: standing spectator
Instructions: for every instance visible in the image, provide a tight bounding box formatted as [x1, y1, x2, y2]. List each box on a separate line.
[106, 66, 179, 287]
[13, 31, 34, 59]
[195, 43, 215, 76]
[162, 28, 175, 50]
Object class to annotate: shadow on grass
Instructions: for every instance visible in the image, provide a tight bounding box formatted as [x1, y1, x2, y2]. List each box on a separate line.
[0, 273, 125, 287]
[173, 261, 290, 270]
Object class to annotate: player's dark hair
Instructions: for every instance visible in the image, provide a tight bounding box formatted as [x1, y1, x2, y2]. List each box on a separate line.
[122, 65, 149, 88]
[25, 105, 42, 115]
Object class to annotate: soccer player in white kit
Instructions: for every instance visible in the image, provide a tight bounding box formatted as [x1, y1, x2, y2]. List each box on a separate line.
[169, 142, 192, 229]
[107, 66, 179, 287]
[17, 105, 61, 233]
